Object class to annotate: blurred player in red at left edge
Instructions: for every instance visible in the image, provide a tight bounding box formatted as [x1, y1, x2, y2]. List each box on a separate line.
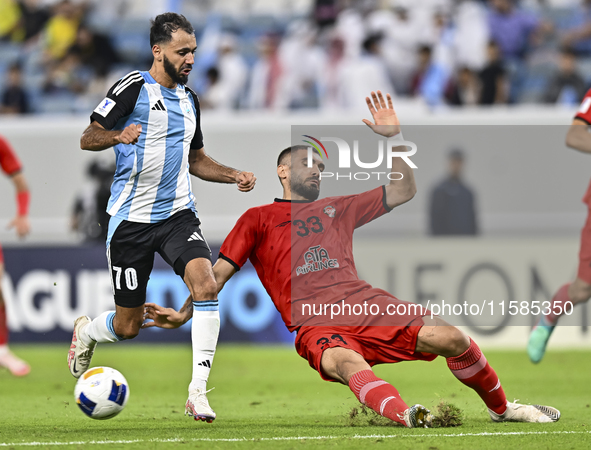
[0, 135, 30, 376]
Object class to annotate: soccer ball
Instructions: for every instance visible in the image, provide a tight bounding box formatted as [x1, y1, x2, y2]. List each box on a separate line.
[74, 367, 129, 420]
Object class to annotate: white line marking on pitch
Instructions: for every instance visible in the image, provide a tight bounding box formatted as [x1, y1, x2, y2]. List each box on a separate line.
[1, 431, 590, 446]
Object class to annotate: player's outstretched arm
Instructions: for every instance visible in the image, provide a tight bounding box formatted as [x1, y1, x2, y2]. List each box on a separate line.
[362, 91, 400, 138]
[142, 259, 237, 329]
[143, 300, 192, 329]
[212, 258, 237, 293]
[362, 91, 416, 209]
[566, 119, 591, 153]
[188, 148, 256, 192]
[8, 172, 30, 238]
[80, 122, 142, 151]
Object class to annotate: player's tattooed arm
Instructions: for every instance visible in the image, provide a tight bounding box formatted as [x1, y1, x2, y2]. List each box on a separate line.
[80, 122, 142, 151]
[189, 148, 256, 192]
[566, 118, 591, 154]
[142, 259, 237, 329]
[142, 299, 193, 329]
[362, 91, 416, 209]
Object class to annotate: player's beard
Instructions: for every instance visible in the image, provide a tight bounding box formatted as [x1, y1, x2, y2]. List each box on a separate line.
[163, 55, 190, 85]
[291, 175, 320, 201]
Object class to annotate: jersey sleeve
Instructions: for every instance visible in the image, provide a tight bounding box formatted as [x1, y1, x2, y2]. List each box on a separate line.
[338, 186, 392, 229]
[0, 135, 22, 176]
[186, 87, 204, 149]
[219, 208, 259, 271]
[90, 71, 144, 130]
[575, 88, 591, 124]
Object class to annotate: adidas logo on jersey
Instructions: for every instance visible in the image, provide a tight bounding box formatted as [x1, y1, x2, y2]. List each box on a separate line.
[151, 100, 166, 111]
[197, 360, 211, 368]
[187, 232, 203, 242]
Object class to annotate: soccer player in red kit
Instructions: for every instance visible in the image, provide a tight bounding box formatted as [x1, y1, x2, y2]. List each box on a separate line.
[145, 91, 560, 426]
[0, 135, 30, 376]
[528, 88, 591, 363]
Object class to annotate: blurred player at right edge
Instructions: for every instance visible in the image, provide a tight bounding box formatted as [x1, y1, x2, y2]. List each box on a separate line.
[528, 89, 591, 363]
[0, 135, 30, 376]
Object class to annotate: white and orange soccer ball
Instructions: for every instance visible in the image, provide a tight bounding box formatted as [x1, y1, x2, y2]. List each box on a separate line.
[74, 367, 130, 420]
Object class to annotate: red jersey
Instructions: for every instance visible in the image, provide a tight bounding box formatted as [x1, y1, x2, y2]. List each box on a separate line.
[575, 89, 591, 205]
[219, 186, 392, 331]
[575, 88, 591, 125]
[0, 135, 21, 176]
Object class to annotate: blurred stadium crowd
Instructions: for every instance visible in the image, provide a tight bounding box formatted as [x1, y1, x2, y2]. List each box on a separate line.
[2, 0, 591, 114]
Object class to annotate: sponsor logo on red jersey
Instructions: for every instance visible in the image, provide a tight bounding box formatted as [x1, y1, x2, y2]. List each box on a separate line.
[296, 245, 339, 276]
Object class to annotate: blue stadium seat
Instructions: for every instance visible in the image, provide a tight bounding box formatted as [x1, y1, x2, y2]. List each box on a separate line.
[545, 7, 578, 30]
[519, 60, 556, 103]
[577, 57, 591, 85]
[111, 19, 152, 65]
[0, 42, 22, 65]
[37, 92, 78, 114]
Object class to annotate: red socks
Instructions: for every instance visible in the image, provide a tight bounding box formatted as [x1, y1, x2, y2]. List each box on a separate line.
[446, 339, 507, 415]
[0, 303, 8, 345]
[349, 341, 507, 422]
[348, 369, 409, 426]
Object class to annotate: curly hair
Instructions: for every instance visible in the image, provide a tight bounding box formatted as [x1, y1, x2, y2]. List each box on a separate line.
[150, 12, 194, 47]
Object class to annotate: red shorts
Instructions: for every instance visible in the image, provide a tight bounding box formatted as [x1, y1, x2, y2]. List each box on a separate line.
[295, 317, 437, 382]
[579, 204, 591, 283]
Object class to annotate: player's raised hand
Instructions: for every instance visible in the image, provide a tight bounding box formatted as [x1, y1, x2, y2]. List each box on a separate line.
[117, 124, 142, 145]
[236, 171, 256, 192]
[7, 215, 30, 238]
[142, 302, 189, 329]
[362, 91, 400, 138]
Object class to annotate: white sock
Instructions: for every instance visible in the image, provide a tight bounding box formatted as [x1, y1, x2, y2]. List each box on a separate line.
[189, 300, 220, 392]
[0, 344, 8, 357]
[80, 311, 121, 345]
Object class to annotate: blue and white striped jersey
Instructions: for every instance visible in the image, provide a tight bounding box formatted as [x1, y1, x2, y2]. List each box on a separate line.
[90, 70, 203, 224]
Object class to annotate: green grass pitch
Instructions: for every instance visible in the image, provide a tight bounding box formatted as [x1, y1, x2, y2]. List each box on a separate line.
[0, 344, 590, 449]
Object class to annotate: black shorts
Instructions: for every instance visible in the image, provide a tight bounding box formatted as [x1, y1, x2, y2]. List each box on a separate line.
[107, 210, 212, 308]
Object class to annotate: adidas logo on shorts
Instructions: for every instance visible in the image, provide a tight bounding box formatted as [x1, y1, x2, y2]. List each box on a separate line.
[188, 232, 203, 242]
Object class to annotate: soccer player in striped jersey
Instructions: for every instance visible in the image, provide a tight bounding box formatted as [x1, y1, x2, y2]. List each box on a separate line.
[528, 88, 591, 363]
[0, 135, 30, 376]
[145, 91, 560, 427]
[67, 13, 256, 422]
